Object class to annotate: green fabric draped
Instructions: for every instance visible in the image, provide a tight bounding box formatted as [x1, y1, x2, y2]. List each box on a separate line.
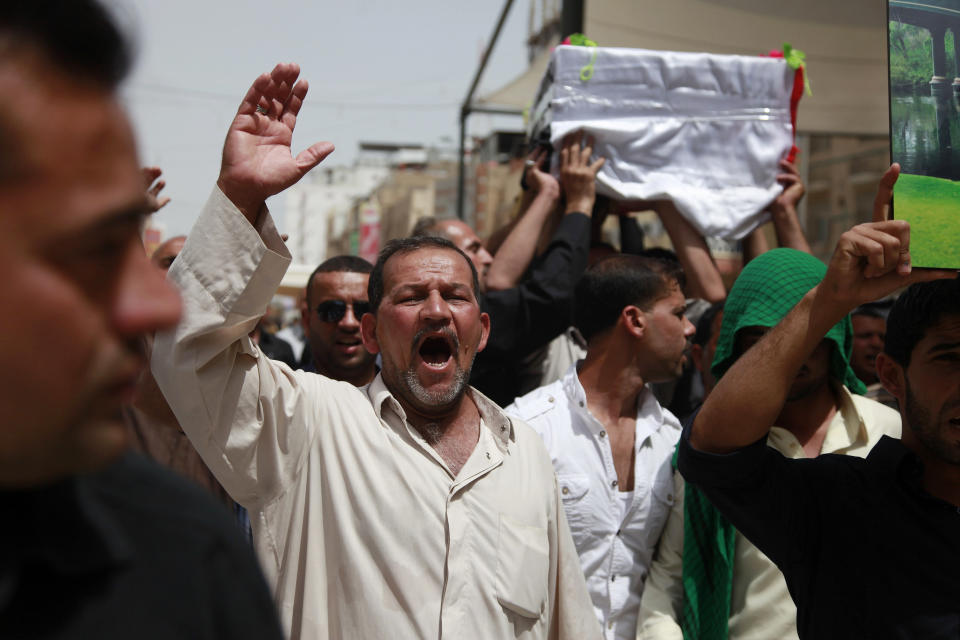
[679, 248, 863, 640]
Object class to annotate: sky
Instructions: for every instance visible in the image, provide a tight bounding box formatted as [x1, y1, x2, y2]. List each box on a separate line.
[115, 0, 532, 237]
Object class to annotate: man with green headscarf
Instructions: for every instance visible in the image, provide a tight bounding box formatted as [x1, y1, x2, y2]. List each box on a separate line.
[677, 164, 957, 638]
[638, 247, 900, 640]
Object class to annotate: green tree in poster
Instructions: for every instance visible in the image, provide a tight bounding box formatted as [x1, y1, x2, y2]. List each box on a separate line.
[889, 21, 957, 89]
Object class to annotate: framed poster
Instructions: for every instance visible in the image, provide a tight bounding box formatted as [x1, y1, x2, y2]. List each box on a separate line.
[888, 0, 960, 268]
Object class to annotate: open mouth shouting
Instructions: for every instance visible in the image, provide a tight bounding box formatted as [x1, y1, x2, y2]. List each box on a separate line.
[413, 328, 460, 376]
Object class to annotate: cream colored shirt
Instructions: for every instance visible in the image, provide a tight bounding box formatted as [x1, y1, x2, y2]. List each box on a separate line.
[636, 387, 901, 640]
[152, 187, 600, 640]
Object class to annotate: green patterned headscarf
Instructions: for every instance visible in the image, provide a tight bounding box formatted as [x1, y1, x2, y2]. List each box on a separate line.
[711, 248, 864, 394]
[679, 248, 862, 640]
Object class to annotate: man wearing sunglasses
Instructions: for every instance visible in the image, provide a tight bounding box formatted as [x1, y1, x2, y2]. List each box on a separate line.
[152, 63, 599, 640]
[300, 255, 377, 386]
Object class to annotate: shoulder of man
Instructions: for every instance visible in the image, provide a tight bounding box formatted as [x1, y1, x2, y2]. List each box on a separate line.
[658, 399, 683, 432]
[504, 379, 567, 426]
[846, 389, 902, 439]
[86, 452, 252, 546]
[81, 452, 284, 637]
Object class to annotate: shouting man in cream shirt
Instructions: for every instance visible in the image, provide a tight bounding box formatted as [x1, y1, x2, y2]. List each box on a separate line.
[151, 63, 598, 640]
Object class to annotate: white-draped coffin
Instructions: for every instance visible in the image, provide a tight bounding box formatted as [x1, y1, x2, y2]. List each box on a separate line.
[528, 45, 798, 240]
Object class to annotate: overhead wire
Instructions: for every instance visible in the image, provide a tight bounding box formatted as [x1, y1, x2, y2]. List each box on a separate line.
[127, 81, 459, 110]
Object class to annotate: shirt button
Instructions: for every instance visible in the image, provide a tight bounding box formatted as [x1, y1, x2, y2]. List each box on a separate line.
[611, 480, 618, 488]
[562, 486, 570, 495]
[599, 430, 606, 438]
[667, 493, 673, 501]
[616, 529, 621, 536]
[611, 574, 616, 582]
[608, 621, 614, 629]
[548, 396, 555, 403]
[579, 400, 584, 407]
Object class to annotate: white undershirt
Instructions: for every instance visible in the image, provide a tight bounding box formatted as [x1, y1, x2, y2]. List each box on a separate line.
[617, 489, 635, 522]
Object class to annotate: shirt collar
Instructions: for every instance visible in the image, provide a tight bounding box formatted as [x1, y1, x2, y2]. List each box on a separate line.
[561, 363, 670, 436]
[821, 383, 871, 453]
[366, 372, 515, 449]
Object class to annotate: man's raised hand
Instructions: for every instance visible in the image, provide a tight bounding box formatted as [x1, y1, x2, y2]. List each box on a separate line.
[142, 166, 170, 213]
[523, 147, 560, 198]
[815, 163, 954, 318]
[217, 63, 335, 224]
[559, 131, 605, 215]
[770, 158, 805, 215]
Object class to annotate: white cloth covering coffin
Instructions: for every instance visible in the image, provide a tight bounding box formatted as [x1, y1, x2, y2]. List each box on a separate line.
[528, 45, 797, 240]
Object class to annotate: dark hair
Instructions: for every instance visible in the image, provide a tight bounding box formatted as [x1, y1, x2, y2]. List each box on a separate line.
[305, 255, 374, 307]
[693, 300, 725, 348]
[368, 236, 480, 313]
[410, 216, 441, 238]
[852, 298, 894, 320]
[0, 1, 131, 180]
[636, 247, 686, 291]
[0, 1, 131, 88]
[884, 277, 960, 366]
[574, 254, 684, 342]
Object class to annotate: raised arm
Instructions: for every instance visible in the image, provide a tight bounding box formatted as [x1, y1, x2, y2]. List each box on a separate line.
[142, 166, 171, 212]
[482, 132, 605, 354]
[485, 148, 561, 291]
[689, 165, 951, 454]
[151, 64, 336, 506]
[216, 63, 334, 224]
[742, 158, 810, 265]
[654, 200, 726, 303]
[472, 134, 603, 403]
[767, 159, 811, 254]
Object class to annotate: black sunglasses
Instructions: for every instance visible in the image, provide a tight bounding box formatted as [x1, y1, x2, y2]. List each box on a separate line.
[315, 300, 371, 323]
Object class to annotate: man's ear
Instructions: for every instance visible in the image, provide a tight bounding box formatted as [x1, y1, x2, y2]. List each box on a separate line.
[622, 305, 646, 340]
[476, 312, 490, 353]
[360, 313, 381, 354]
[690, 343, 706, 374]
[876, 352, 905, 402]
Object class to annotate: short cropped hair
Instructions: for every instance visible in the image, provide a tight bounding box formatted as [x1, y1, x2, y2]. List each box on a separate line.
[0, 1, 131, 181]
[693, 300, 725, 348]
[852, 298, 893, 320]
[368, 236, 480, 313]
[636, 247, 686, 291]
[575, 254, 684, 342]
[884, 277, 960, 367]
[410, 217, 442, 238]
[0, 1, 131, 88]
[305, 255, 374, 308]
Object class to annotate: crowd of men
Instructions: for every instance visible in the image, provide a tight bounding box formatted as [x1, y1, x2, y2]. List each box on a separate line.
[2, 2, 958, 639]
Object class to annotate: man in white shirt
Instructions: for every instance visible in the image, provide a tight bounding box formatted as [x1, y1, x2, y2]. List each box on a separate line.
[507, 254, 695, 639]
[151, 63, 599, 640]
